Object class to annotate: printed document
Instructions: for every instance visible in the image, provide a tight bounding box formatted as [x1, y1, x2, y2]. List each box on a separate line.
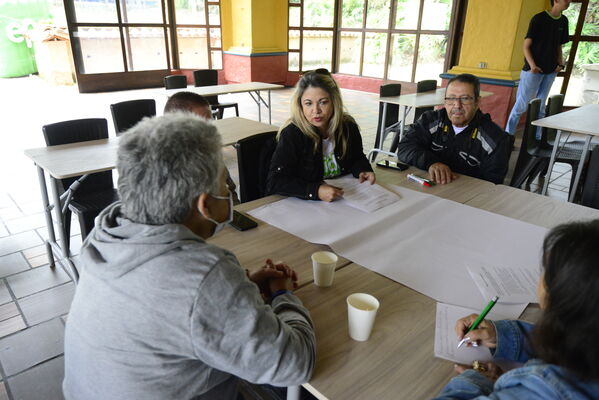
[467, 264, 540, 304]
[325, 175, 400, 213]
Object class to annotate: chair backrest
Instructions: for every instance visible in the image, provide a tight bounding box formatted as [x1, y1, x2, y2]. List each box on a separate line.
[235, 131, 278, 203]
[42, 118, 113, 195]
[164, 75, 187, 89]
[193, 69, 219, 105]
[110, 99, 156, 136]
[522, 98, 541, 155]
[581, 149, 599, 209]
[376, 83, 401, 139]
[414, 79, 437, 121]
[540, 93, 564, 146]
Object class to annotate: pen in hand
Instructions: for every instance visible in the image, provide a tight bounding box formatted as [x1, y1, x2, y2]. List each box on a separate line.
[457, 296, 499, 349]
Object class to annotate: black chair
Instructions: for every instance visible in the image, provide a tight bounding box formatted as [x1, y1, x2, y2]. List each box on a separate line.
[110, 99, 156, 135]
[510, 98, 543, 188]
[581, 149, 599, 209]
[193, 69, 239, 119]
[374, 84, 401, 154]
[414, 79, 438, 122]
[164, 75, 187, 89]
[42, 118, 119, 241]
[234, 131, 277, 203]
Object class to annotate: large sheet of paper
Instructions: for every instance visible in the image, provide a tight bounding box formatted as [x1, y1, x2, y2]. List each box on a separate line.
[467, 264, 540, 304]
[324, 175, 400, 213]
[249, 186, 546, 317]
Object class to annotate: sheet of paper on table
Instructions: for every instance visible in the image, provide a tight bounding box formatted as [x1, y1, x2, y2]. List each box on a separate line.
[434, 302, 513, 364]
[467, 263, 540, 304]
[249, 186, 545, 317]
[325, 175, 400, 213]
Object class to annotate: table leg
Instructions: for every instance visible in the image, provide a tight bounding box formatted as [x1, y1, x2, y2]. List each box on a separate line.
[568, 135, 592, 202]
[37, 166, 55, 268]
[399, 106, 410, 142]
[257, 91, 262, 122]
[541, 129, 562, 196]
[286, 386, 300, 400]
[49, 177, 79, 282]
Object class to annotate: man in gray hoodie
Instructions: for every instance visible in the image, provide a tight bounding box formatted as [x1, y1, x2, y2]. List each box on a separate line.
[63, 113, 316, 399]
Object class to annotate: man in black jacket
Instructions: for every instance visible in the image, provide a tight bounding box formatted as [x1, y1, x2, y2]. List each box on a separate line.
[397, 74, 509, 185]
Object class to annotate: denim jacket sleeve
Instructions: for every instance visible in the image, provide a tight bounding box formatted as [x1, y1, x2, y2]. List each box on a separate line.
[492, 320, 534, 363]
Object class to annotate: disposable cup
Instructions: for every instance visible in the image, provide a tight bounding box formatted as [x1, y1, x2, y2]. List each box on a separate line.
[311, 251, 338, 287]
[347, 293, 380, 341]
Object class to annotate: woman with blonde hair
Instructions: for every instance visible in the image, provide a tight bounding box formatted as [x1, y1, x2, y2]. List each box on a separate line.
[267, 69, 375, 202]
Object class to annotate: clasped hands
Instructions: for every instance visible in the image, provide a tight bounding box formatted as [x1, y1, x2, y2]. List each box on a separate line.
[453, 313, 503, 382]
[247, 259, 298, 301]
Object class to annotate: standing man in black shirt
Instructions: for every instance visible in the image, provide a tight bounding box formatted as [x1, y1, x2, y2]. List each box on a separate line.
[505, 0, 570, 140]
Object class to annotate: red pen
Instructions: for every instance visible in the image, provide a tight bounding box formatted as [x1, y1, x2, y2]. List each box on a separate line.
[407, 173, 433, 187]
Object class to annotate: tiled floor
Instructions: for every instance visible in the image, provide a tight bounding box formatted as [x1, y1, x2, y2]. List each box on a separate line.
[0, 75, 573, 399]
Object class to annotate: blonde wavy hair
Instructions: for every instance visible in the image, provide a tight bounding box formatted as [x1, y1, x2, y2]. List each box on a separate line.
[279, 70, 355, 158]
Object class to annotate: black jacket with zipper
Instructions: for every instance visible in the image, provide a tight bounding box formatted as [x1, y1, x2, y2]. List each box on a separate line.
[397, 109, 509, 184]
[267, 121, 373, 200]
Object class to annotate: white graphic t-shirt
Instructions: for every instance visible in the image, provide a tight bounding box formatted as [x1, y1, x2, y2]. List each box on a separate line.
[322, 138, 341, 178]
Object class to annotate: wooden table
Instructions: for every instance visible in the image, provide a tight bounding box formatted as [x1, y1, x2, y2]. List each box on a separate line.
[209, 165, 599, 400]
[159, 82, 285, 124]
[23, 117, 279, 282]
[532, 104, 599, 201]
[369, 88, 493, 161]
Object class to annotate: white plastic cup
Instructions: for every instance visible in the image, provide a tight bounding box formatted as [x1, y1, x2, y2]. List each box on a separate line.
[311, 251, 338, 287]
[347, 293, 380, 341]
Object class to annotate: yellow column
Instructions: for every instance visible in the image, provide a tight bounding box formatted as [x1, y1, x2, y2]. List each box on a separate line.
[221, 0, 287, 55]
[448, 0, 550, 80]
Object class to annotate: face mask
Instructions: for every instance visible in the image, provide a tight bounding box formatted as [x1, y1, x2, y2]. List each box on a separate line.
[199, 191, 233, 234]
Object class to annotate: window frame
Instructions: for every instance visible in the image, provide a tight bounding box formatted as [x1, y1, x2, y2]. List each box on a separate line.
[64, 0, 222, 92]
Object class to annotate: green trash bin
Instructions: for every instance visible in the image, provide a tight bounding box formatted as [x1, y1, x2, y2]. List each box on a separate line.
[0, 0, 51, 78]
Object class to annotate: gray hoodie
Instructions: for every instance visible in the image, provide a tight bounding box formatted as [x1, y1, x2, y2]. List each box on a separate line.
[63, 202, 315, 400]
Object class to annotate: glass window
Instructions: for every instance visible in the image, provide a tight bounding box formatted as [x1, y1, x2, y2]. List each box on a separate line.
[304, 0, 335, 27]
[208, 4, 220, 25]
[366, 0, 391, 29]
[175, 0, 206, 25]
[289, 6, 301, 27]
[120, 0, 163, 24]
[338, 32, 362, 75]
[211, 50, 222, 69]
[414, 34, 447, 84]
[210, 27, 221, 47]
[387, 33, 415, 81]
[76, 26, 124, 73]
[73, 0, 118, 23]
[395, 0, 419, 30]
[582, 0, 598, 36]
[176, 27, 209, 69]
[289, 52, 300, 71]
[362, 32, 387, 77]
[341, 0, 364, 28]
[302, 30, 333, 70]
[125, 27, 167, 71]
[289, 29, 300, 49]
[420, 0, 452, 31]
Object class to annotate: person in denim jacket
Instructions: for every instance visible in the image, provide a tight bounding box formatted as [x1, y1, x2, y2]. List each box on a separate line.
[435, 220, 599, 400]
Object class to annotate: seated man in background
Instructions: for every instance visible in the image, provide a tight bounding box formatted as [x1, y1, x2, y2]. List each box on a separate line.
[397, 74, 509, 185]
[63, 113, 316, 400]
[164, 91, 240, 204]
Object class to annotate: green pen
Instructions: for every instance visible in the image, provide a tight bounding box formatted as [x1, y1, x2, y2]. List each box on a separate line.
[457, 296, 499, 348]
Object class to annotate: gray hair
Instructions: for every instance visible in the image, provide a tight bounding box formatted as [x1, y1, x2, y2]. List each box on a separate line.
[117, 112, 223, 224]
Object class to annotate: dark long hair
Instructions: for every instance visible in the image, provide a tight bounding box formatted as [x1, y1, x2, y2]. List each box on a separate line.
[533, 219, 599, 381]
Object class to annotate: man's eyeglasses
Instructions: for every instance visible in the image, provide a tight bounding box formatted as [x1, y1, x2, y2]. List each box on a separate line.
[444, 96, 476, 105]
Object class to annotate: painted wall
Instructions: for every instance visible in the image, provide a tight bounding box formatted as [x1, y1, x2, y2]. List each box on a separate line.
[450, 0, 546, 80]
[221, 0, 253, 54]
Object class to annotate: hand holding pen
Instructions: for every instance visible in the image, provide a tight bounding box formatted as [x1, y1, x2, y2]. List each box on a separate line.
[455, 297, 499, 349]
